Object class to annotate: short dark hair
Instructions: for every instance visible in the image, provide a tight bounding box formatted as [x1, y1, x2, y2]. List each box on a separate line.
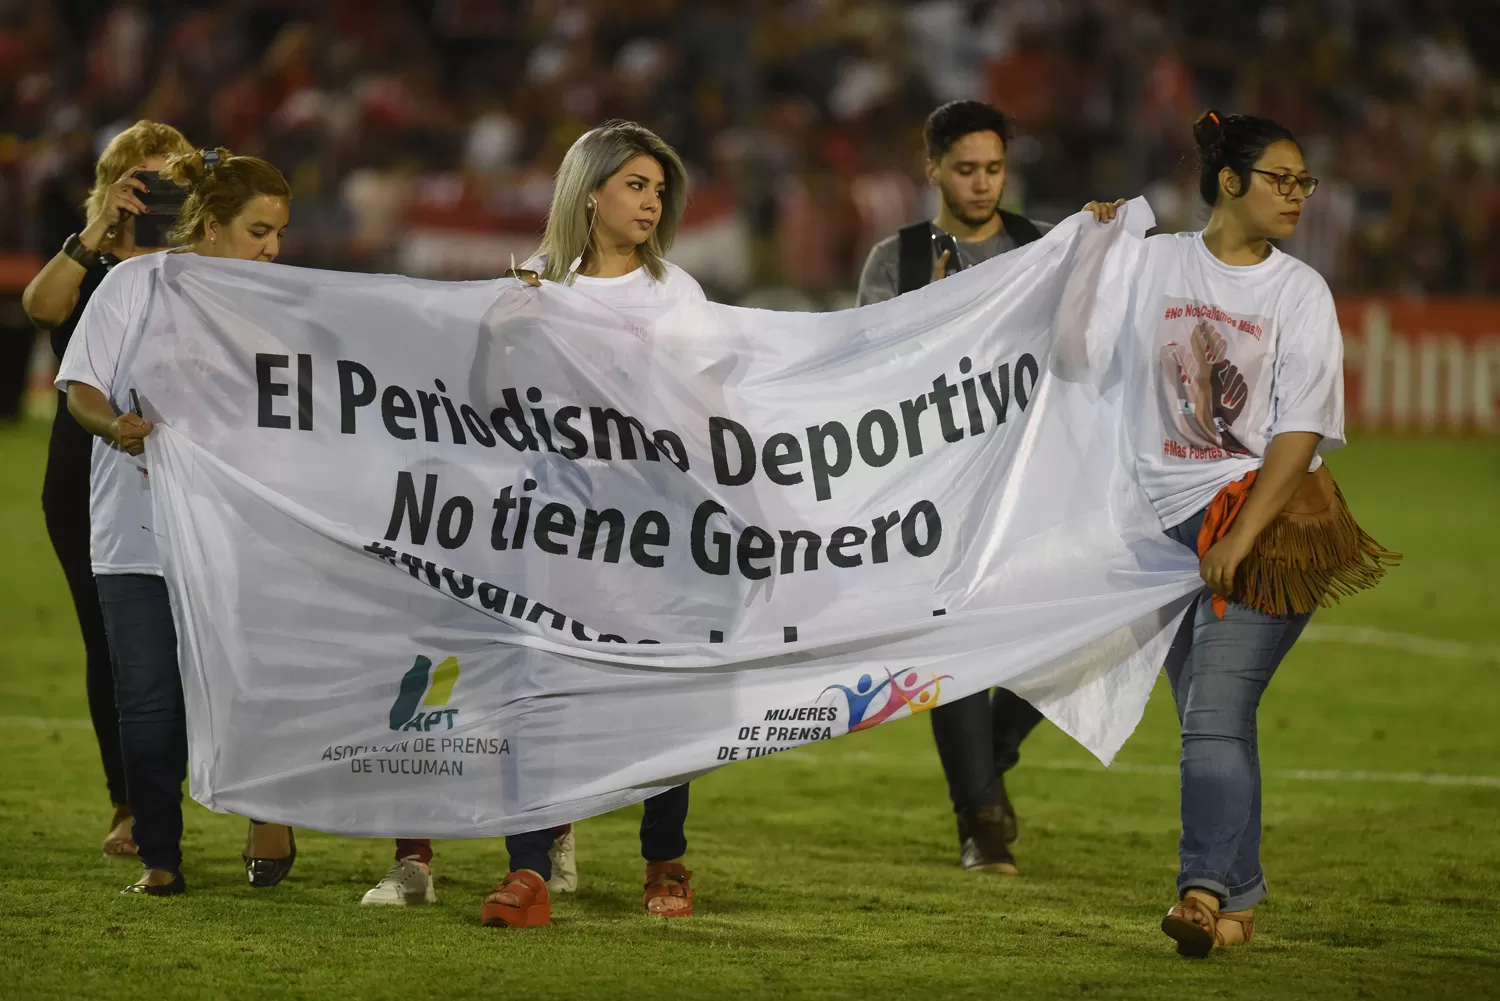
[1192, 109, 1300, 206]
[923, 100, 1012, 161]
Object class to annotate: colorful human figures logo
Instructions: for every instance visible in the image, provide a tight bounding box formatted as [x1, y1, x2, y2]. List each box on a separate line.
[821, 669, 951, 733]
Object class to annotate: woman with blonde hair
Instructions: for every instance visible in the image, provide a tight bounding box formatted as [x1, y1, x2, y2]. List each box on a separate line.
[24, 120, 192, 859]
[363, 122, 702, 916]
[55, 146, 299, 895]
[525, 120, 692, 288]
[369, 121, 702, 930]
[363, 123, 702, 922]
[480, 120, 703, 929]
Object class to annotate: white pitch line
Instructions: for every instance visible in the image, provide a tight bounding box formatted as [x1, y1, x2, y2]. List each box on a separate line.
[0, 716, 93, 730]
[783, 749, 1500, 789]
[1299, 625, 1500, 663]
[1028, 759, 1500, 788]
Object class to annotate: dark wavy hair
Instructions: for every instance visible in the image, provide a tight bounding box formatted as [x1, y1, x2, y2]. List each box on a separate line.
[923, 100, 1012, 161]
[1192, 110, 1299, 205]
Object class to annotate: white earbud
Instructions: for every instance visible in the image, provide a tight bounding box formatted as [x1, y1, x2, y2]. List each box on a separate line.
[566, 194, 601, 283]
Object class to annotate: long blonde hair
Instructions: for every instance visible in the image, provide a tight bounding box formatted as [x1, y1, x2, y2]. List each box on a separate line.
[85, 120, 194, 231]
[535, 120, 688, 283]
[159, 147, 291, 247]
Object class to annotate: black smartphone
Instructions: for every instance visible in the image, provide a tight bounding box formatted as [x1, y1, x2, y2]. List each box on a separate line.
[131, 170, 188, 248]
[931, 229, 964, 275]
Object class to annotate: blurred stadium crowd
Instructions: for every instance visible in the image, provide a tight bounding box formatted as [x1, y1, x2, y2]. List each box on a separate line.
[1, 0, 1499, 303]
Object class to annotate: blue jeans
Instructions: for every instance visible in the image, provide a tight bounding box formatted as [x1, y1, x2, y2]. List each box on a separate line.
[1163, 510, 1311, 912]
[506, 784, 690, 879]
[96, 573, 187, 873]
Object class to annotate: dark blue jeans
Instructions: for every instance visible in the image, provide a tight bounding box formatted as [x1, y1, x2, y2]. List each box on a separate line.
[507, 784, 690, 879]
[96, 573, 187, 874]
[1163, 510, 1311, 912]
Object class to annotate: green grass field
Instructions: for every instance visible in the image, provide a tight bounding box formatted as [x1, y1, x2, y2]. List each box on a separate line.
[1, 414, 1497, 1001]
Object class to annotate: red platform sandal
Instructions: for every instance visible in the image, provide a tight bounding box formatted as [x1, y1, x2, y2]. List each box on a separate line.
[481, 869, 551, 928]
[643, 861, 693, 917]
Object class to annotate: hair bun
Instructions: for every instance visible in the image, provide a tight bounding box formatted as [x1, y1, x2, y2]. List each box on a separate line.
[1192, 109, 1227, 163]
[160, 146, 234, 191]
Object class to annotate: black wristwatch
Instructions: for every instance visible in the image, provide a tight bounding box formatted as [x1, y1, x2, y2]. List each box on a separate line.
[62, 233, 117, 271]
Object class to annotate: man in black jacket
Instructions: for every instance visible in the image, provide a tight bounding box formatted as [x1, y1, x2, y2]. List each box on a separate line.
[856, 100, 1049, 875]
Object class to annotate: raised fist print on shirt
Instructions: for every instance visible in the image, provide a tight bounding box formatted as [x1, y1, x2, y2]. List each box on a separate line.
[1159, 320, 1253, 455]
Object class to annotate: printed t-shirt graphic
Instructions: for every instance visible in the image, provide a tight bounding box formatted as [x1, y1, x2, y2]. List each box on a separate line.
[1126, 231, 1346, 529]
[1156, 298, 1267, 458]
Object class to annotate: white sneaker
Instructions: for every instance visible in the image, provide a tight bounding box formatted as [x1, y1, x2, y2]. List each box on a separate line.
[547, 829, 578, 894]
[361, 858, 437, 905]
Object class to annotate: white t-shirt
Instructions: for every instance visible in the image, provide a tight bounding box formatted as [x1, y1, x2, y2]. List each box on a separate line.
[524, 257, 713, 376]
[1125, 231, 1345, 528]
[55, 253, 168, 576]
[525, 257, 708, 308]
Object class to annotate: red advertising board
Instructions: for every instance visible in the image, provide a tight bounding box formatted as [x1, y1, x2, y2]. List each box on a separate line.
[1337, 296, 1500, 433]
[0, 253, 42, 294]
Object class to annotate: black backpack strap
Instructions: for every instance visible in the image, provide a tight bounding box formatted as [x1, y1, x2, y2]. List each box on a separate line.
[998, 209, 1043, 246]
[896, 222, 932, 295]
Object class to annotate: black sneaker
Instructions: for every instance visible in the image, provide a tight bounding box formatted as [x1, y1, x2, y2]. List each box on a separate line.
[995, 774, 1019, 845]
[957, 805, 1018, 875]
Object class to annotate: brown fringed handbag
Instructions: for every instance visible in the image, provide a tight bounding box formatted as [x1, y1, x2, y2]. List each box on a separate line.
[1197, 465, 1402, 619]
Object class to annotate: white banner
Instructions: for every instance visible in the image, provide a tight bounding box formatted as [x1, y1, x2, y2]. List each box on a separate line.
[136, 199, 1199, 837]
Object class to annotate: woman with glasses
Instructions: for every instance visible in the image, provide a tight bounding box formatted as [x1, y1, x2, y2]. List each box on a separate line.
[1087, 110, 1392, 957]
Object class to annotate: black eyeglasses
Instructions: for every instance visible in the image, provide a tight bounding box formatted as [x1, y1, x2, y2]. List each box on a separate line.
[1250, 169, 1319, 197]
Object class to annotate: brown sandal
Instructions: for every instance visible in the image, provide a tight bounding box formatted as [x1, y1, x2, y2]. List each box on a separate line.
[102, 806, 137, 859]
[643, 861, 693, 917]
[481, 869, 551, 928]
[1161, 889, 1219, 958]
[1215, 908, 1255, 946]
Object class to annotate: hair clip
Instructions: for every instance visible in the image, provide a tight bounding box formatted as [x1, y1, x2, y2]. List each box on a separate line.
[202, 149, 221, 169]
[503, 251, 539, 285]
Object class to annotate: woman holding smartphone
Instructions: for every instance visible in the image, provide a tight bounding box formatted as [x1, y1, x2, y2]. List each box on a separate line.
[56, 147, 299, 896]
[24, 121, 193, 858]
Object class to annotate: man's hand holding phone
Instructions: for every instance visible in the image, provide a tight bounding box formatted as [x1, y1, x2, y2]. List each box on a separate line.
[931, 230, 961, 283]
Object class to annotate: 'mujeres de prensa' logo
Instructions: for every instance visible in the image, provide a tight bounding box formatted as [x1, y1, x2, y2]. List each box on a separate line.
[389, 655, 460, 731]
[822, 668, 950, 733]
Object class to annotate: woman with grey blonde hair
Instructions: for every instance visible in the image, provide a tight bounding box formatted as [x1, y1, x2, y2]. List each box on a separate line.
[520, 119, 701, 296]
[363, 122, 704, 921]
[478, 120, 705, 931]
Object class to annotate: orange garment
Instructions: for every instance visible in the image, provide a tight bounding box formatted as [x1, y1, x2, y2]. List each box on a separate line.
[1196, 470, 1258, 620]
[1195, 467, 1399, 620]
